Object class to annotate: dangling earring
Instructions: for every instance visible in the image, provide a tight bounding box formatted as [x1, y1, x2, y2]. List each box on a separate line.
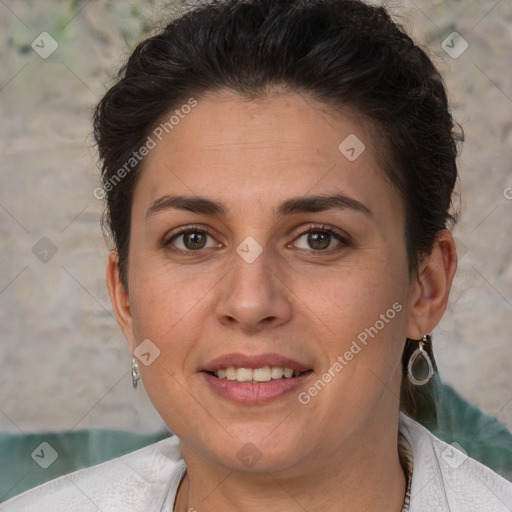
[407, 335, 434, 386]
[132, 357, 141, 389]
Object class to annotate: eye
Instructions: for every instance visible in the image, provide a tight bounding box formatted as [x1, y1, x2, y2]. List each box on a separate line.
[292, 226, 347, 251]
[167, 228, 221, 252]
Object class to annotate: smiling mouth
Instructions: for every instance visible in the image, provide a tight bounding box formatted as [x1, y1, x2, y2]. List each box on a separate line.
[205, 366, 311, 383]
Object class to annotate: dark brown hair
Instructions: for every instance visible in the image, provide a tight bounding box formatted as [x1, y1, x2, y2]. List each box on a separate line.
[93, 0, 462, 424]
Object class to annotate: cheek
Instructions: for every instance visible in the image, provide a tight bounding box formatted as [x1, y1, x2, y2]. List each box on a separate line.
[300, 266, 407, 394]
[127, 257, 219, 350]
[126, 263, 216, 427]
[299, 256, 407, 338]
[299, 256, 409, 404]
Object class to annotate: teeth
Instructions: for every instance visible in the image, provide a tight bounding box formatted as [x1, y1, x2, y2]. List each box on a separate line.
[214, 366, 302, 383]
[253, 366, 272, 382]
[225, 367, 237, 380]
[271, 366, 284, 379]
[236, 368, 253, 382]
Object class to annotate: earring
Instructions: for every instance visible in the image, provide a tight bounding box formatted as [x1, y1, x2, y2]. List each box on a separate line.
[132, 357, 141, 389]
[407, 335, 434, 386]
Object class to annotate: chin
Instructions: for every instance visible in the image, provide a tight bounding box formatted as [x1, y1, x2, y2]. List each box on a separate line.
[202, 423, 312, 474]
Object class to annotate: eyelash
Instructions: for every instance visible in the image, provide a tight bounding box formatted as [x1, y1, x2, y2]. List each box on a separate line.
[292, 223, 350, 252]
[164, 225, 218, 255]
[164, 223, 349, 255]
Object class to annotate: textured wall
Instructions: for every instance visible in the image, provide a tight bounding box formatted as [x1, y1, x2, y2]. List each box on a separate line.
[1, 0, 511, 437]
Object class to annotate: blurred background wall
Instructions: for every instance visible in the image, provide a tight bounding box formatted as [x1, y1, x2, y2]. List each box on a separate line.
[1, 0, 511, 436]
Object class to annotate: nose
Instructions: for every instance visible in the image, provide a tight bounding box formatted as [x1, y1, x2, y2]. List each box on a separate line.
[214, 248, 293, 332]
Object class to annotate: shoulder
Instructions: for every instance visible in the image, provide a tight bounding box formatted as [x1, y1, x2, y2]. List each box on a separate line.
[0, 435, 184, 512]
[400, 413, 512, 512]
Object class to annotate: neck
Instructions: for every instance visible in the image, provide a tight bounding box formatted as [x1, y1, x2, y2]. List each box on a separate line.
[174, 414, 406, 512]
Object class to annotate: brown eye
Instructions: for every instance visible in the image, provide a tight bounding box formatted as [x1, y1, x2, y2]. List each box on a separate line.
[183, 232, 207, 250]
[169, 229, 220, 251]
[293, 228, 345, 251]
[307, 232, 331, 250]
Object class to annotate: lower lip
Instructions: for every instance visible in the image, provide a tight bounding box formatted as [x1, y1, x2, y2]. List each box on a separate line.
[202, 371, 313, 404]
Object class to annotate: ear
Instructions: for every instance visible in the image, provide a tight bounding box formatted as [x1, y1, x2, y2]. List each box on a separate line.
[406, 229, 458, 339]
[106, 251, 137, 353]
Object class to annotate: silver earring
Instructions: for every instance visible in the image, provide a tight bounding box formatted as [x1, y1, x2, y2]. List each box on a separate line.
[407, 335, 434, 386]
[132, 357, 141, 389]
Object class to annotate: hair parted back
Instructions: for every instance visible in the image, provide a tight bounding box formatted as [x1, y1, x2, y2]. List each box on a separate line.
[93, 0, 462, 424]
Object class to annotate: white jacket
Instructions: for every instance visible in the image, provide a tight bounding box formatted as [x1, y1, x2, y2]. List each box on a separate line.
[2, 413, 511, 511]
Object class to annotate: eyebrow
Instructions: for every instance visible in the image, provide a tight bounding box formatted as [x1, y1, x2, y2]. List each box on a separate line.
[278, 194, 372, 217]
[146, 193, 372, 219]
[146, 195, 227, 218]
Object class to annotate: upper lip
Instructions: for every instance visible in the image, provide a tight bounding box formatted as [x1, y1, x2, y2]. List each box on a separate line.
[201, 352, 312, 373]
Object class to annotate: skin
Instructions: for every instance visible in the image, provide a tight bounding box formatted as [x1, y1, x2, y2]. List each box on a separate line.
[107, 90, 457, 511]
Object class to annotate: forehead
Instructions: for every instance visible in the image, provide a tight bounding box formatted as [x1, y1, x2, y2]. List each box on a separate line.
[134, 90, 400, 221]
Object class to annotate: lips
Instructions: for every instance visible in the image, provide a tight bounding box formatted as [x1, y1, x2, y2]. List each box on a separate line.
[200, 352, 313, 403]
[214, 366, 302, 383]
[201, 352, 311, 374]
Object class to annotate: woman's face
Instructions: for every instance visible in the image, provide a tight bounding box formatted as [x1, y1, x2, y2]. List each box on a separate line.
[117, 90, 423, 473]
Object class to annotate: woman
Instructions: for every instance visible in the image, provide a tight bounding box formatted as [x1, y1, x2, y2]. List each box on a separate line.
[4, 0, 512, 510]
